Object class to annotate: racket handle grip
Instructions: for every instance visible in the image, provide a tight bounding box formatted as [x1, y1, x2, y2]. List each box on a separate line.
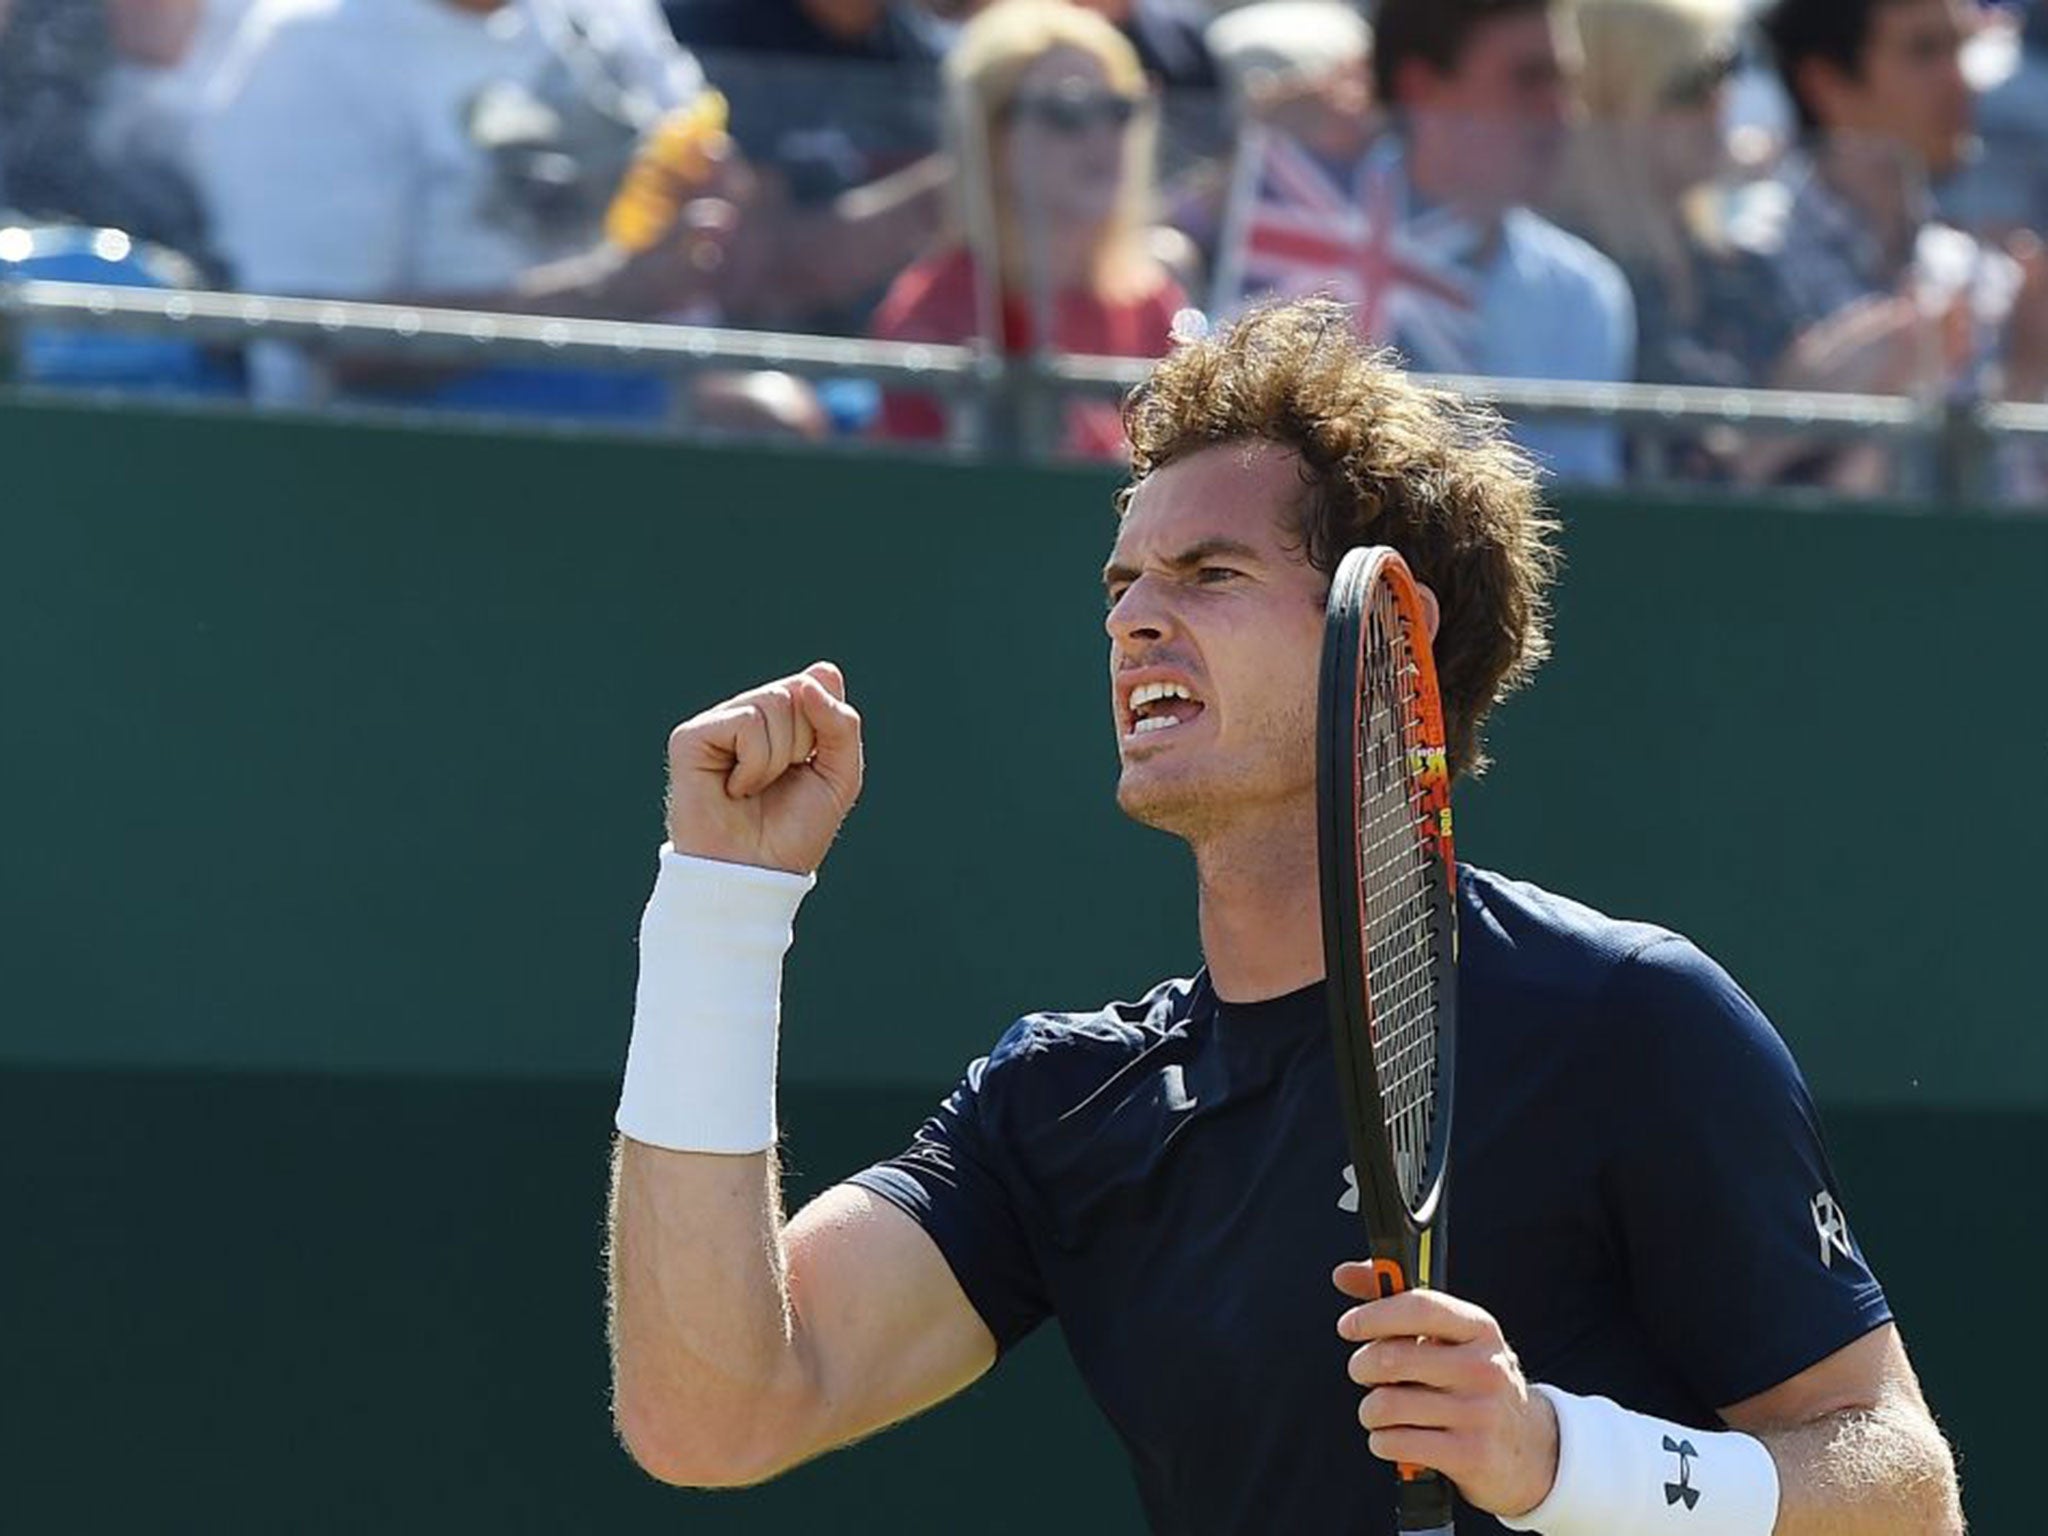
[1397, 1469, 1455, 1533]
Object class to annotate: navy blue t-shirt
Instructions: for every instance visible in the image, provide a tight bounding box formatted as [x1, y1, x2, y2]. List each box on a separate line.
[849, 867, 1891, 1535]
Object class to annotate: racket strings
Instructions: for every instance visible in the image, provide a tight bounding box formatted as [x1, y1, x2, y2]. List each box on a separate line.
[1357, 588, 1447, 1212]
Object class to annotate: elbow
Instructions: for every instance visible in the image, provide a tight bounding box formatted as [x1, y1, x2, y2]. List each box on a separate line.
[612, 1382, 801, 1490]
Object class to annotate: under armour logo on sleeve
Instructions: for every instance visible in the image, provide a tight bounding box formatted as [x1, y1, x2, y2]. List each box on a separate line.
[1811, 1190, 1853, 1267]
[1663, 1435, 1699, 1510]
[1338, 1163, 1359, 1213]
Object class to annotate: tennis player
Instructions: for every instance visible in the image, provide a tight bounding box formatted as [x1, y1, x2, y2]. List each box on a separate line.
[606, 299, 1962, 1535]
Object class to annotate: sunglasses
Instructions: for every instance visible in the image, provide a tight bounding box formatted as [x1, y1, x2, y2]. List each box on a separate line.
[1004, 91, 1142, 134]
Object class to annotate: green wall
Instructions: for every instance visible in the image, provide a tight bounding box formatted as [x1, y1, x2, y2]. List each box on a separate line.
[2, 398, 2040, 1529]
[2, 398, 2044, 1103]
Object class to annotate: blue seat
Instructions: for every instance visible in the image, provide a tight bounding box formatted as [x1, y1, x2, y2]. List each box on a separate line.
[0, 223, 242, 395]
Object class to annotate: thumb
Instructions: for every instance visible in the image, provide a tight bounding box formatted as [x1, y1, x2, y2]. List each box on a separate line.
[792, 673, 863, 806]
[804, 659, 848, 702]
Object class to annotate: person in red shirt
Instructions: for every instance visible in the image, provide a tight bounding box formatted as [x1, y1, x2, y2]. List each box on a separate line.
[871, 0, 1187, 458]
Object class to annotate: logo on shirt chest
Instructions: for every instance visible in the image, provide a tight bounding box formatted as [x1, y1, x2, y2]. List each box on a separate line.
[1338, 1162, 1359, 1213]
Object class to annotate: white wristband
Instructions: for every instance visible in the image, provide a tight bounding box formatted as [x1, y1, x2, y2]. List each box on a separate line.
[615, 844, 815, 1154]
[1498, 1385, 1780, 1536]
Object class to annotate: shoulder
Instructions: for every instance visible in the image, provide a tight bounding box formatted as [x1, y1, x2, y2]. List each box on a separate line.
[218, 0, 352, 64]
[202, 0, 382, 127]
[1500, 208, 1631, 306]
[1464, 867, 1806, 1102]
[982, 976, 1200, 1071]
[870, 247, 978, 341]
[1465, 866, 1795, 1076]
[967, 975, 1202, 1109]
[1461, 866, 1681, 1007]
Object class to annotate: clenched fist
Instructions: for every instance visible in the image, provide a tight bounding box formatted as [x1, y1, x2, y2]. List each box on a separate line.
[665, 661, 864, 876]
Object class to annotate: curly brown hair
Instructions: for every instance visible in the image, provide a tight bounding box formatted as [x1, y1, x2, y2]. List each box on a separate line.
[1118, 298, 1560, 779]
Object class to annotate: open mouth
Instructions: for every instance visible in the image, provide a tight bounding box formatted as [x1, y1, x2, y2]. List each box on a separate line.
[1126, 680, 1204, 739]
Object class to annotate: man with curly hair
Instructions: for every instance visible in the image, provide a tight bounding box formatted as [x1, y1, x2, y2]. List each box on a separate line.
[606, 298, 1962, 1535]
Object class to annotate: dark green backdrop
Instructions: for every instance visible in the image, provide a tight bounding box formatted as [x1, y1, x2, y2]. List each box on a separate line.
[2, 398, 2039, 1529]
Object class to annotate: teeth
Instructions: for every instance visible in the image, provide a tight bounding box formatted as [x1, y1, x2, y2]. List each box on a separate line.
[1129, 680, 1193, 709]
[1132, 715, 1181, 735]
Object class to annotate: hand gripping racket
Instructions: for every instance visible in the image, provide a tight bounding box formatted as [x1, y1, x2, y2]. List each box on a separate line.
[1316, 545, 1460, 1536]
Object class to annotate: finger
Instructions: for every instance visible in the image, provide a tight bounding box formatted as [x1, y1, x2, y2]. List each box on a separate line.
[778, 681, 820, 766]
[725, 701, 780, 798]
[1357, 1384, 1463, 1434]
[793, 675, 864, 805]
[1333, 1260, 1455, 1305]
[1348, 1336, 1483, 1391]
[1362, 1425, 1455, 1473]
[745, 684, 799, 788]
[804, 660, 847, 702]
[1335, 1285, 1498, 1346]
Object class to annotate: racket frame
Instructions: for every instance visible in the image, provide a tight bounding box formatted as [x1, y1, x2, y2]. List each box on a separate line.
[1317, 544, 1461, 1534]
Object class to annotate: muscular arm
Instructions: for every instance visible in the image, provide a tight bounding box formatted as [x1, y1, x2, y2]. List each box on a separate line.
[607, 1145, 995, 1486]
[606, 663, 997, 1488]
[1726, 1325, 1963, 1535]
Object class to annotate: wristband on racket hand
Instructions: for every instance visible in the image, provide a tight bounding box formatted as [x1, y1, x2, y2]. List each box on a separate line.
[615, 844, 814, 1154]
[1498, 1385, 1780, 1536]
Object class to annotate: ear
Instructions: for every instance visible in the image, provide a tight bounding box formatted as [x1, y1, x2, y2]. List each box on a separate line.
[1793, 53, 1855, 130]
[1392, 55, 1448, 112]
[1418, 582, 1442, 644]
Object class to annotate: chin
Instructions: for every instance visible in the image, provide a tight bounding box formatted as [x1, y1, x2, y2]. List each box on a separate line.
[1115, 764, 1210, 838]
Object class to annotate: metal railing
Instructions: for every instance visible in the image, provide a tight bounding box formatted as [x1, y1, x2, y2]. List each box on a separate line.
[4, 278, 2042, 500]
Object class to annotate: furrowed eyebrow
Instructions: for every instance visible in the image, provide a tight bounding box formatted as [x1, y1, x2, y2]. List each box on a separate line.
[1102, 538, 1264, 591]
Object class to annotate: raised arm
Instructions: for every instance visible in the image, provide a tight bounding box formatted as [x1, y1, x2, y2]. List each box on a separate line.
[606, 663, 996, 1487]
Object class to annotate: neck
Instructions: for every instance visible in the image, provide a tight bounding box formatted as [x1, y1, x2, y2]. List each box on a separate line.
[1190, 811, 1323, 1003]
[1405, 131, 1507, 229]
[1006, 220, 1103, 297]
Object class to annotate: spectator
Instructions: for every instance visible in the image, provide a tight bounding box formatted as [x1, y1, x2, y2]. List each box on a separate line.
[665, 0, 953, 332]
[95, 0, 258, 222]
[1755, 0, 2048, 412]
[1205, 1, 1374, 165]
[1062, 0, 1220, 95]
[1338, 0, 1636, 482]
[191, 0, 757, 412]
[1547, 0, 1789, 399]
[1961, 1, 2048, 234]
[0, 0, 213, 258]
[1167, 0, 1376, 279]
[870, 0, 1187, 457]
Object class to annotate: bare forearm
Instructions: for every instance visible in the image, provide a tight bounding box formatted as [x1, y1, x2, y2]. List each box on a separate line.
[606, 1136, 816, 1484]
[1764, 1402, 1963, 1535]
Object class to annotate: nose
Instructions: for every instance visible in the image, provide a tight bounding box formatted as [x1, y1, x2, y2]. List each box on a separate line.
[1105, 576, 1174, 650]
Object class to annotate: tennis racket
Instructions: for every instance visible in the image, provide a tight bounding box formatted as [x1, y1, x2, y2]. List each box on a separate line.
[1316, 544, 1460, 1536]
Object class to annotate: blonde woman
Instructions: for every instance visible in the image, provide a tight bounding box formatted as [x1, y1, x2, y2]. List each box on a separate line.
[870, 0, 1187, 458]
[1548, 0, 1791, 395]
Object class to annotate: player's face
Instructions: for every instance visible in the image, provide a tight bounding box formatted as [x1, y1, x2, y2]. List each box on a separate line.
[1103, 443, 1329, 839]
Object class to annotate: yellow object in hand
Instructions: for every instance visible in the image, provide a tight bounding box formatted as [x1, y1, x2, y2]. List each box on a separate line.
[605, 90, 732, 253]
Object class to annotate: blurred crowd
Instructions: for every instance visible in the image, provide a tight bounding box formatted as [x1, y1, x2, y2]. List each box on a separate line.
[2, 0, 2047, 493]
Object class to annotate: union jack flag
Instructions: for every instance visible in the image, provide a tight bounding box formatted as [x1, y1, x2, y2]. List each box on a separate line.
[1212, 132, 1485, 371]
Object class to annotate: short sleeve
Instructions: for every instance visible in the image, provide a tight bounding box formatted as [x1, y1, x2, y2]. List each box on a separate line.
[844, 1020, 1052, 1353]
[1600, 938, 1892, 1409]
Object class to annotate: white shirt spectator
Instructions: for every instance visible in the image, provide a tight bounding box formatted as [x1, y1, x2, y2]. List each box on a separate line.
[193, 0, 699, 299]
[97, 0, 260, 195]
